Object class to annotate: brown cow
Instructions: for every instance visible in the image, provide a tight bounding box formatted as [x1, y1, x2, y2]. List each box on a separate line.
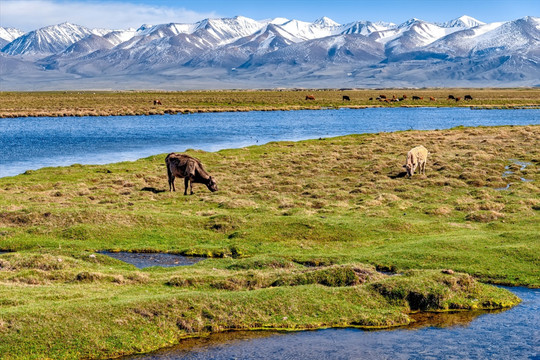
[402, 94, 408, 99]
[455, 97, 461, 102]
[429, 96, 436, 101]
[379, 94, 387, 99]
[154, 99, 162, 105]
[305, 95, 315, 100]
[165, 153, 218, 195]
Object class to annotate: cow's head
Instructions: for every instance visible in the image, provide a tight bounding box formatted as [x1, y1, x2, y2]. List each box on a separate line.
[404, 163, 415, 177]
[207, 176, 218, 192]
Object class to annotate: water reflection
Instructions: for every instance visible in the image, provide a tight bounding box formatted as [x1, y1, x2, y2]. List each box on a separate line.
[127, 287, 538, 360]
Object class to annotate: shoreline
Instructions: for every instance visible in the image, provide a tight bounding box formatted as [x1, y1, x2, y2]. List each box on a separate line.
[2, 104, 540, 119]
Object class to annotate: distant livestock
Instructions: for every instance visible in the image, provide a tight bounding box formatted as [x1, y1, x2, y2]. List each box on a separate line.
[402, 94, 408, 99]
[448, 95, 455, 100]
[464, 95, 473, 100]
[165, 153, 218, 195]
[429, 96, 436, 101]
[379, 95, 387, 99]
[153, 99, 162, 105]
[305, 95, 316, 100]
[342, 95, 351, 101]
[412, 96, 423, 100]
[455, 97, 461, 102]
[404, 145, 428, 177]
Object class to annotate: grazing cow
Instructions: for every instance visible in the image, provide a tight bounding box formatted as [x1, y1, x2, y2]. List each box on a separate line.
[404, 145, 428, 177]
[305, 95, 316, 100]
[412, 96, 423, 100]
[402, 94, 408, 99]
[379, 94, 387, 99]
[165, 153, 218, 195]
[154, 99, 162, 105]
[369, 97, 373, 101]
[342, 95, 351, 101]
[429, 96, 436, 101]
[448, 95, 455, 100]
[455, 97, 461, 102]
[464, 95, 473, 100]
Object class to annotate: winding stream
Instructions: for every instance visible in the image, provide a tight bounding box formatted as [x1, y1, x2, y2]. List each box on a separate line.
[128, 287, 538, 360]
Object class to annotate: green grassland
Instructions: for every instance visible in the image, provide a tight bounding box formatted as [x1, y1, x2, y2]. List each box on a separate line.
[0, 125, 538, 359]
[1, 88, 539, 118]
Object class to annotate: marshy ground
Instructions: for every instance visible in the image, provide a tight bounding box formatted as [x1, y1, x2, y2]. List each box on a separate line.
[0, 125, 538, 359]
[1, 88, 539, 118]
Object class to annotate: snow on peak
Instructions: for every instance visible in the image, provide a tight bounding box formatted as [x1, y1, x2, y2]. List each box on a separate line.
[442, 15, 485, 28]
[0, 27, 25, 42]
[314, 17, 341, 27]
[137, 24, 153, 32]
[262, 17, 290, 26]
[398, 18, 424, 28]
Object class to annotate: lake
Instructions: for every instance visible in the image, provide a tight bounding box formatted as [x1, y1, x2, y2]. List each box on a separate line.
[127, 287, 538, 360]
[1, 108, 539, 177]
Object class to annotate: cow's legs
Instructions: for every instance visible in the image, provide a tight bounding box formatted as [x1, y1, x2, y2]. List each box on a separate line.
[170, 176, 175, 191]
[184, 178, 189, 195]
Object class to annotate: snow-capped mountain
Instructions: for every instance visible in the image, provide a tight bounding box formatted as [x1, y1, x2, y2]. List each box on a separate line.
[0, 27, 25, 48]
[1, 22, 111, 56]
[0, 15, 538, 90]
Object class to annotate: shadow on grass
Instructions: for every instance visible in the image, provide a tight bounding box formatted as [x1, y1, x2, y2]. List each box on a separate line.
[141, 187, 167, 194]
[388, 171, 408, 179]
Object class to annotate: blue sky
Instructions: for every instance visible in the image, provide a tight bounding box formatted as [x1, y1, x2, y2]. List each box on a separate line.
[1, 0, 538, 31]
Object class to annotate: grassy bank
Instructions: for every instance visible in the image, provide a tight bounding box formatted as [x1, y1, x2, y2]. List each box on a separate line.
[1, 88, 540, 118]
[1, 125, 538, 359]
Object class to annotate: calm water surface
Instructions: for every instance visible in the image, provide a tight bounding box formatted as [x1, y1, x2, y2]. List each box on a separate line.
[99, 252, 204, 268]
[1, 108, 539, 177]
[128, 287, 538, 360]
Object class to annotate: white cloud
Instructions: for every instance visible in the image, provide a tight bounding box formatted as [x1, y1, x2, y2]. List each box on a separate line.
[0, 0, 222, 31]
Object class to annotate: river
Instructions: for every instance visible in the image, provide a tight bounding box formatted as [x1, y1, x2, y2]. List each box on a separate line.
[1, 107, 539, 177]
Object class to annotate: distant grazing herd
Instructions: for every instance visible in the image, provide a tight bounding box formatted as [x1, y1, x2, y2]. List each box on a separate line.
[299, 93, 473, 102]
[152, 94, 474, 107]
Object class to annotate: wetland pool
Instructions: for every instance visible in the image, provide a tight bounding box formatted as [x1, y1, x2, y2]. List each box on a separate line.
[99, 252, 204, 268]
[1, 107, 539, 177]
[127, 287, 538, 360]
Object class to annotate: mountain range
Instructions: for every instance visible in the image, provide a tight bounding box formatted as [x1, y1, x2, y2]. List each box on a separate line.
[1, 15, 539, 90]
